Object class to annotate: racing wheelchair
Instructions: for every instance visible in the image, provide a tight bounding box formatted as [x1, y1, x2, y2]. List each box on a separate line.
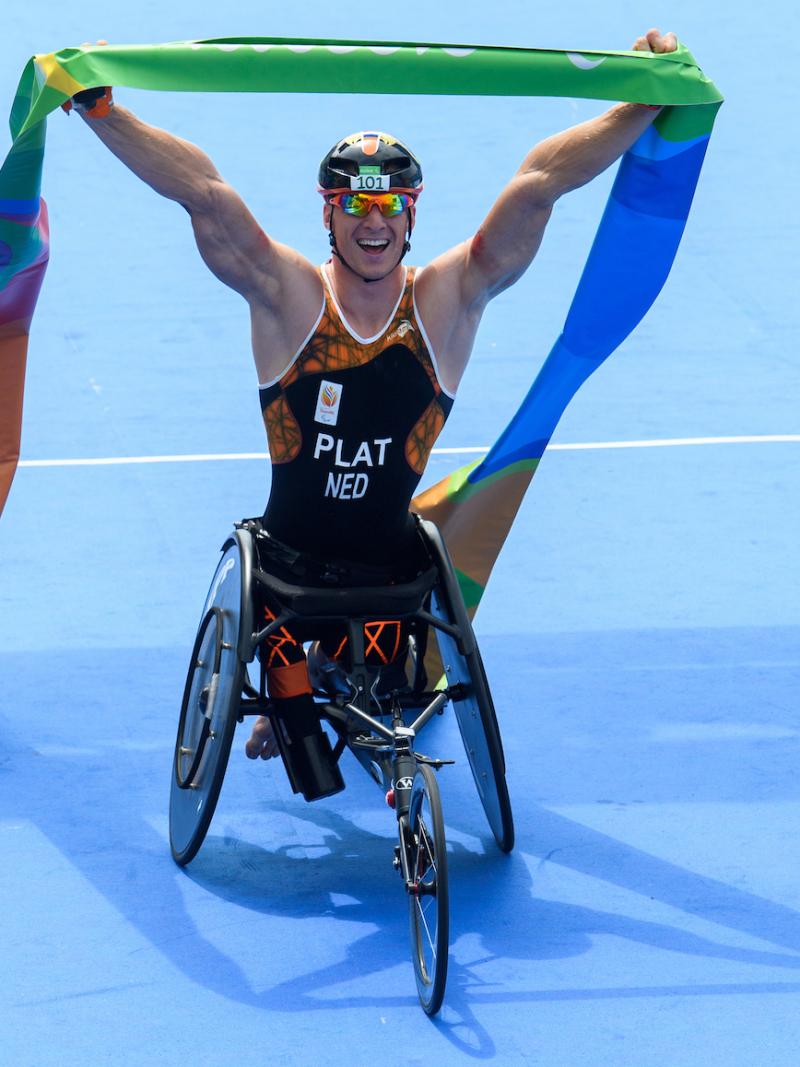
[168, 515, 513, 1015]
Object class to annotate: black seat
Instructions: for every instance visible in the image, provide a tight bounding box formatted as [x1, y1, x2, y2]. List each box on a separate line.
[251, 563, 439, 620]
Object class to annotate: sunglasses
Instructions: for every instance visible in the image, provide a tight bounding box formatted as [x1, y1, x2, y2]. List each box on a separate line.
[327, 192, 415, 218]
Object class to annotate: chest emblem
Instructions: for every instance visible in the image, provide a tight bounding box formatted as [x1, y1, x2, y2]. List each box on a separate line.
[388, 319, 415, 343]
[314, 379, 343, 426]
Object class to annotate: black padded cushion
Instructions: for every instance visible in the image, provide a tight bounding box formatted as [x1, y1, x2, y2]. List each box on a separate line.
[253, 565, 438, 620]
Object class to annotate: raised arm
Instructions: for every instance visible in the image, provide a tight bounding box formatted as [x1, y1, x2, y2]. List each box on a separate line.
[69, 87, 327, 384]
[449, 30, 677, 308]
[74, 101, 276, 298]
[414, 30, 677, 392]
[462, 101, 659, 302]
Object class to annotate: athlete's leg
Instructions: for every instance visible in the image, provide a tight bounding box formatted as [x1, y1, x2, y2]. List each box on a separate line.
[320, 618, 409, 673]
[245, 602, 314, 760]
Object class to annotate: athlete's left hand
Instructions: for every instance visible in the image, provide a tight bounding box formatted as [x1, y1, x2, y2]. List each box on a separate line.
[632, 28, 677, 53]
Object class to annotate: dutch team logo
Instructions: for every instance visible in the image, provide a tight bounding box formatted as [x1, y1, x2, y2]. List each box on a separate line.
[315, 379, 343, 426]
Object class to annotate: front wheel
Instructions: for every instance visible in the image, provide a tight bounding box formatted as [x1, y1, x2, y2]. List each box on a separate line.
[407, 762, 449, 1015]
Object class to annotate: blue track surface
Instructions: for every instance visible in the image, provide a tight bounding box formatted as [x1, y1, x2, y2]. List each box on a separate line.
[2, 4, 799, 1064]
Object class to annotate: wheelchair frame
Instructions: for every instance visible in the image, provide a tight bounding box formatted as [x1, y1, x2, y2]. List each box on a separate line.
[169, 515, 513, 1015]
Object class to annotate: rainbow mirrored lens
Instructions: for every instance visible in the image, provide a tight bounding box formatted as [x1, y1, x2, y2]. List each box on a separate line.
[328, 192, 413, 217]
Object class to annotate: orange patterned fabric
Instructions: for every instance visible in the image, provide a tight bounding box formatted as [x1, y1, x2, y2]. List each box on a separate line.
[405, 397, 447, 475]
[324, 619, 406, 667]
[281, 266, 442, 393]
[263, 392, 302, 464]
[261, 603, 313, 698]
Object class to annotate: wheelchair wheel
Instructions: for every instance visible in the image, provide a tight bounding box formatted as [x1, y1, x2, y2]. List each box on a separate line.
[408, 763, 449, 1016]
[174, 607, 223, 789]
[431, 587, 515, 853]
[169, 538, 245, 866]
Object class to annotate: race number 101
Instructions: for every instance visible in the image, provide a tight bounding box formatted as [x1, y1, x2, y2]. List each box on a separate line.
[350, 173, 390, 191]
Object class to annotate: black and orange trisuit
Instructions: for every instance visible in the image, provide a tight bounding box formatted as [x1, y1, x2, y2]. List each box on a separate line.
[256, 263, 455, 703]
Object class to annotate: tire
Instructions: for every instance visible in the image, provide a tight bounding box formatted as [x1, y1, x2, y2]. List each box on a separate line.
[408, 762, 449, 1015]
[461, 642, 515, 853]
[169, 540, 245, 866]
[173, 607, 222, 789]
[431, 588, 515, 853]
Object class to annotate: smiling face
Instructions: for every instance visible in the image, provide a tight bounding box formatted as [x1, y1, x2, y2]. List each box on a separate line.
[324, 199, 416, 281]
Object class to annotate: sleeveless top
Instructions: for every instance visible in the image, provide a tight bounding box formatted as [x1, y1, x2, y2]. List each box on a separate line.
[259, 264, 454, 566]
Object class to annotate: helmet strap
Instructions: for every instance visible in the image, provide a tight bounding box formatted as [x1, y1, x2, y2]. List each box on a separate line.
[328, 213, 412, 285]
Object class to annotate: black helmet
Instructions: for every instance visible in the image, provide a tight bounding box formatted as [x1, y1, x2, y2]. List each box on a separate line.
[318, 131, 423, 195]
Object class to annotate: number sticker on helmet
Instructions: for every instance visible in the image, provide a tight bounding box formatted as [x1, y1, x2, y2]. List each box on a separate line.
[350, 172, 390, 191]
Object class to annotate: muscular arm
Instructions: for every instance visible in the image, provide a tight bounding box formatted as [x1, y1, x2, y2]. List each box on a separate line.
[447, 29, 676, 307]
[415, 30, 676, 390]
[415, 103, 660, 391]
[79, 105, 277, 299]
[76, 100, 323, 383]
[463, 101, 658, 302]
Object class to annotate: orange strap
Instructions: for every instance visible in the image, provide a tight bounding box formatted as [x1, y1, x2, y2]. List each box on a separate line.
[267, 659, 313, 700]
[331, 620, 403, 666]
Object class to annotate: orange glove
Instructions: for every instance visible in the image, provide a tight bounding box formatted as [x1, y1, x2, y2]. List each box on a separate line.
[61, 86, 114, 118]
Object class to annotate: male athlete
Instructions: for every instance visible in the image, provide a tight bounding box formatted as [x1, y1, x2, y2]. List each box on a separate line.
[67, 30, 676, 781]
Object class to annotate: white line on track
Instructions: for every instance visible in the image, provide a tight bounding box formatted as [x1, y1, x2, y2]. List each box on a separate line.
[17, 435, 800, 468]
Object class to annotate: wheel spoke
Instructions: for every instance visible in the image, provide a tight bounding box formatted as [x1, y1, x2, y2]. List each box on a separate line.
[417, 823, 438, 882]
[415, 896, 437, 963]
